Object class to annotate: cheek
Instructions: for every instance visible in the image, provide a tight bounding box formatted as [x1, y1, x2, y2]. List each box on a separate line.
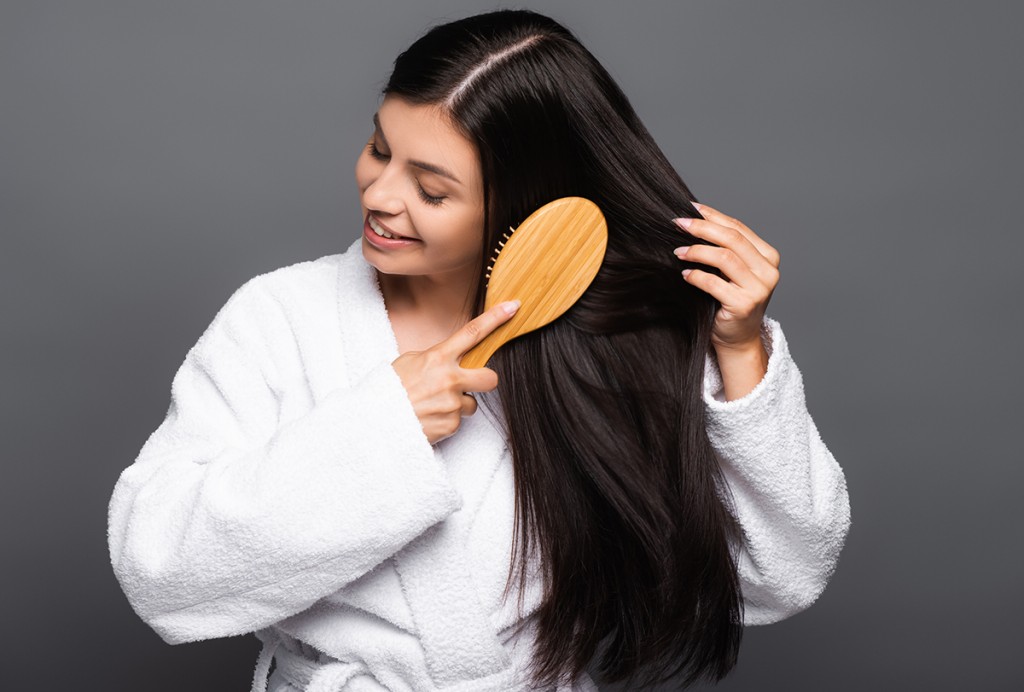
[451, 212, 485, 249]
[417, 210, 479, 252]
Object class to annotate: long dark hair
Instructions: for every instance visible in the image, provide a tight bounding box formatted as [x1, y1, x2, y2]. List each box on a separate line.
[384, 10, 744, 689]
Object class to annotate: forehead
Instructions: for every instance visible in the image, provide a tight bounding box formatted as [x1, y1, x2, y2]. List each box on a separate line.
[376, 96, 482, 186]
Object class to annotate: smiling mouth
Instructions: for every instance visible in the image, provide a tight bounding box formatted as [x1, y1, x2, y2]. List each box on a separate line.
[368, 215, 416, 240]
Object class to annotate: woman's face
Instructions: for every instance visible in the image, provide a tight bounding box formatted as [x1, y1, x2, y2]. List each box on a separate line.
[355, 95, 486, 286]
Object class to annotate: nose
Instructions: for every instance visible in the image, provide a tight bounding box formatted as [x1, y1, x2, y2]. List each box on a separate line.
[361, 164, 404, 217]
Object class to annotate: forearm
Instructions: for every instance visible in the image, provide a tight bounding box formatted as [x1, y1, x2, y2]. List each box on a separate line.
[107, 278, 462, 645]
[108, 360, 461, 644]
[702, 317, 851, 624]
[713, 340, 769, 402]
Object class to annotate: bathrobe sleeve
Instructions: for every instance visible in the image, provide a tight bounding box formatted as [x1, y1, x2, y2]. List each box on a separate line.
[702, 316, 851, 626]
[107, 277, 462, 645]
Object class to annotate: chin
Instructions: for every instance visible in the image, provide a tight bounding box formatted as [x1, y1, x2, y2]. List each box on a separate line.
[361, 241, 408, 275]
[360, 240, 386, 270]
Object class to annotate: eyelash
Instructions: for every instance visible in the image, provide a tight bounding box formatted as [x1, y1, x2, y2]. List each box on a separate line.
[366, 141, 446, 207]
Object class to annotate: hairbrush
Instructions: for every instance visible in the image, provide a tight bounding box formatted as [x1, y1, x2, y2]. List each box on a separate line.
[459, 196, 608, 369]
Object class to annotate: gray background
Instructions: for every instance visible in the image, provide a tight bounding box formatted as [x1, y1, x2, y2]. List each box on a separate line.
[3, 1, 1021, 690]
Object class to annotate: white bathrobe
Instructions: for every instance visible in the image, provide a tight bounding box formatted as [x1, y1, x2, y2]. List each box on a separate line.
[107, 237, 851, 692]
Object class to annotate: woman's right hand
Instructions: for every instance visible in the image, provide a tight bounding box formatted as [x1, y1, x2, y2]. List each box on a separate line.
[391, 300, 520, 445]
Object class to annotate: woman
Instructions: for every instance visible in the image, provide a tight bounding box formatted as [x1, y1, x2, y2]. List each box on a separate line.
[107, 9, 851, 691]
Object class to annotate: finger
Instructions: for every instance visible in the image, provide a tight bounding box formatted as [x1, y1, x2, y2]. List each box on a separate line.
[691, 202, 780, 268]
[675, 243, 766, 293]
[673, 217, 778, 287]
[439, 300, 521, 359]
[674, 217, 767, 276]
[681, 267, 743, 306]
[458, 366, 500, 394]
[460, 393, 478, 417]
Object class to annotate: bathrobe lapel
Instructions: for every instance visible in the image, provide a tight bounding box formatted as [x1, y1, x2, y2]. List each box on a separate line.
[332, 241, 513, 685]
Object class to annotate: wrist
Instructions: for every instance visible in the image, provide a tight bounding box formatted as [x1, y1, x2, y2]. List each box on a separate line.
[712, 339, 769, 402]
[713, 337, 764, 360]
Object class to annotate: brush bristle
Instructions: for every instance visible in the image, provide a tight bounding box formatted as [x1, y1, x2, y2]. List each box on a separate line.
[484, 224, 522, 288]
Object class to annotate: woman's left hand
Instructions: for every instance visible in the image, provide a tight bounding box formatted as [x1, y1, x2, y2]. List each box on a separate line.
[672, 202, 780, 356]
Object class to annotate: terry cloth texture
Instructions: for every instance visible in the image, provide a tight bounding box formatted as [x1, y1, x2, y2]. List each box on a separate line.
[107, 237, 851, 691]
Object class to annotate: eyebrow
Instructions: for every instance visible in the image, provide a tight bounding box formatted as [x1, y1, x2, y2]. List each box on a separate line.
[373, 113, 463, 185]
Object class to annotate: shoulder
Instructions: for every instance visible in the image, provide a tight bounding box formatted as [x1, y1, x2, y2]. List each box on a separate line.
[199, 237, 372, 354]
[219, 253, 344, 322]
[199, 253, 347, 350]
[244, 253, 344, 303]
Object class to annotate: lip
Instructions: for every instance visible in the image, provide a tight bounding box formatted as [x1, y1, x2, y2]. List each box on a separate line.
[363, 213, 421, 249]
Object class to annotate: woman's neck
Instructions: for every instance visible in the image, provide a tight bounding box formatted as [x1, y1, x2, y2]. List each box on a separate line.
[376, 270, 476, 334]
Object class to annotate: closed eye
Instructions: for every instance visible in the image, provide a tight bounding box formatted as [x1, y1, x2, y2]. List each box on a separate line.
[367, 141, 446, 207]
[367, 140, 388, 161]
[416, 186, 445, 206]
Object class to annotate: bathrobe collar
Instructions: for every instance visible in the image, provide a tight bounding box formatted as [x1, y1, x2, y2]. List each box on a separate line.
[334, 238, 405, 384]
[318, 238, 517, 686]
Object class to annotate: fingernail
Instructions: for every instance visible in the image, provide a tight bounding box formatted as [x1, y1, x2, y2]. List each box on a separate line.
[674, 246, 689, 257]
[674, 217, 692, 230]
[692, 202, 702, 211]
[501, 299, 521, 316]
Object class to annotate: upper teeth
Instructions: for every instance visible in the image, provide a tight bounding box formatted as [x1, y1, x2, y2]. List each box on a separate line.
[369, 217, 400, 239]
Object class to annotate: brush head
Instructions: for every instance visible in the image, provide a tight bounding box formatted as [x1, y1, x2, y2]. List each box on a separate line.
[460, 196, 608, 369]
